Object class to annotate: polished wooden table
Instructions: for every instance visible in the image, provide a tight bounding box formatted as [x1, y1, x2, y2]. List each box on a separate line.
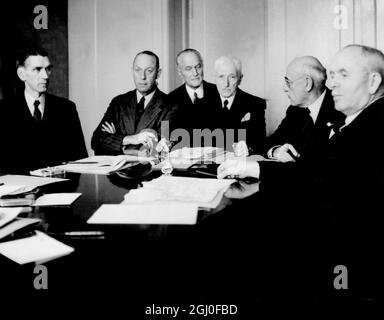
[2, 168, 261, 315]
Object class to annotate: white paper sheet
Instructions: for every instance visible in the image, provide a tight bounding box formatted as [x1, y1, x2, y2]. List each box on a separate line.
[0, 231, 74, 265]
[87, 203, 198, 225]
[33, 193, 82, 206]
[0, 175, 67, 192]
[124, 176, 235, 207]
[0, 185, 26, 197]
[0, 218, 41, 240]
[0, 207, 26, 227]
[51, 155, 155, 175]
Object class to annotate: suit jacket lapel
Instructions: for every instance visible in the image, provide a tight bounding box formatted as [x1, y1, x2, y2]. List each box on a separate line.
[136, 90, 163, 132]
[17, 94, 37, 126]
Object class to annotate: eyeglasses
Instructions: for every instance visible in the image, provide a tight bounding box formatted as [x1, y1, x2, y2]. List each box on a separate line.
[284, 75, 305, 88]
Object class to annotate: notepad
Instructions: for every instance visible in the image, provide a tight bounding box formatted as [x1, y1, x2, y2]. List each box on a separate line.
[87, 203, 198, 225]
[0, 231, 74, 265]
[33, 193, 82, 206]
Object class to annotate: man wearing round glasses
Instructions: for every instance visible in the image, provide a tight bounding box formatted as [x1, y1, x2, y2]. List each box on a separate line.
[265, 56, 344, 163]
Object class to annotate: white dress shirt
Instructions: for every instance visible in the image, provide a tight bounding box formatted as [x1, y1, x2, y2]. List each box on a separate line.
[185, 84, 204, 103]
[136, 89, 156, 109]
[219, 94, 235, 110]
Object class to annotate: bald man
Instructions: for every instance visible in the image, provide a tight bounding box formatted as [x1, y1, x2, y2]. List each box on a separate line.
[265, 56, 344, 163]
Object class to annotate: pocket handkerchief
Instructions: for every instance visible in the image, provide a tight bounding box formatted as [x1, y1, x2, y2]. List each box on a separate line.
[241, 112, 251, 122]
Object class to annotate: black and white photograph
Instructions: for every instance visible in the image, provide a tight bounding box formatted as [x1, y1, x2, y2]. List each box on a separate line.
[1, 0, 384, 315]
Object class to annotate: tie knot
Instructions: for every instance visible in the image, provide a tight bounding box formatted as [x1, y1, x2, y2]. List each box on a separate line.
[34, 100, 40, 108]
[138, 96, 145, 106]
[223, 99, 229, 109]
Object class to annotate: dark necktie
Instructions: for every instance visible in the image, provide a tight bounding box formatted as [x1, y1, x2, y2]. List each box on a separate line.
[136, 96, 145, 128]
[193, 92, 199, 104]
[329, 118, 345, 138]
[33, 100, 42, 123]
[223, 99, 229, 111]
[304, 107, 314, 129]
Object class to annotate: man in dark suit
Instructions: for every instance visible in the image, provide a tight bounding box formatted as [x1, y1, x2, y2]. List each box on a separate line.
[0, 46, 87, 173]
[91, 51, 177, 155]
[265, 56, 344, 163]
[213, 55, 266, 154]
[218, 45, 384, 299]
[168, 48, 219, 149]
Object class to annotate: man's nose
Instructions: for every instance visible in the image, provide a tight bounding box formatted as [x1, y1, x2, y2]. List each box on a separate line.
[193, 67, 199, 76]
[41, 69, 49, 79]
[140, 71, 146, 80]
[283, 82, 289, 92]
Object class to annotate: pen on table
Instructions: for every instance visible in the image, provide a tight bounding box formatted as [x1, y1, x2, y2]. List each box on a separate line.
[67, 161, 99, 164]
[194, 170, 217, 178]
[48, 231, 105, 238]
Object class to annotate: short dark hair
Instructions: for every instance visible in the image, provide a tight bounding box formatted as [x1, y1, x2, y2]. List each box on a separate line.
[16, 46, 49, 68]
[134, 50, 160, 69]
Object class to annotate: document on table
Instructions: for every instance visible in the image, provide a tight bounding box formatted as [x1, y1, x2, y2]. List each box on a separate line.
[52, 155, 156, 175]
[88, 203, 198, 225]
[0, 207, 26, 227]
[124, 176, 235, 208]
[33, 193, 82, 206]
[0, 231, 74, 264]
[0, 218, 41, 240]
[0, 175, 67, 192]
[0, 185, 26, 198]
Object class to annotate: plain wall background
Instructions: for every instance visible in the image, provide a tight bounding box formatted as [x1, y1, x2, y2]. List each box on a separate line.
[68, 0, 384, 155]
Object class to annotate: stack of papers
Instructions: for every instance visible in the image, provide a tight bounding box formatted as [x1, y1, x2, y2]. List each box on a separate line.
[0, 231, 74, 264]
[170, 147, 226, 161]
[123, 175, 235, 209]
[46, 155, 156, 175]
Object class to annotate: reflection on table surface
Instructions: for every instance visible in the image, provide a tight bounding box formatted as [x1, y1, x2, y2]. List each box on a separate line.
[2, 169, 261, 308]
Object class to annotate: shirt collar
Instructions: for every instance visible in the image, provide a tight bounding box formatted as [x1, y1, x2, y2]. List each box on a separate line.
[24, 90, 45, 117]
[220, 94, 235, 110]
[136, 89, 156, 109]
[306, 90, 326, 123]
[185, 84, 204, 103]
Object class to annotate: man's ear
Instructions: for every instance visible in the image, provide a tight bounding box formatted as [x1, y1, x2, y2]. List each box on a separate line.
[368, 72, 382, 94]
[305, 76, 314, 92]
[238, 74, 243, 86]
[17, 66, 25, 81]
[156, 68, 162, 79]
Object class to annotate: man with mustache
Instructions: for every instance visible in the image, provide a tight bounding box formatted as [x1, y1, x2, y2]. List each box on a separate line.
[265, 56, 344, 163]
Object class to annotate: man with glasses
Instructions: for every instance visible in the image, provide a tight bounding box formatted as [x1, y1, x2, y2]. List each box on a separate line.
[265, 56, 344, 163]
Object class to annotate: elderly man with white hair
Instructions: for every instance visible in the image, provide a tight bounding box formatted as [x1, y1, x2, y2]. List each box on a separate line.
[213, 55, 266, 154]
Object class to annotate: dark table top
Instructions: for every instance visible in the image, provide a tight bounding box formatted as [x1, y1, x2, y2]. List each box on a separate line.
[2, 167, 262, 313]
